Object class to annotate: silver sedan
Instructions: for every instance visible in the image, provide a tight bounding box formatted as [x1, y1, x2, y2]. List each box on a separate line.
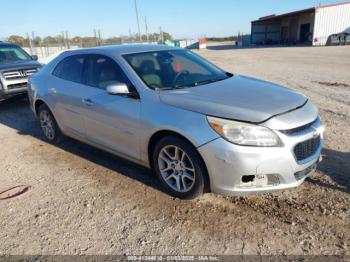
[28, 45, 324, 199]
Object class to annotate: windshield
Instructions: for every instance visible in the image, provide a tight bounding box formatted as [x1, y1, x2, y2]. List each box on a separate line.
[123, 49, 231, 90]
[0, 45, 32, 64]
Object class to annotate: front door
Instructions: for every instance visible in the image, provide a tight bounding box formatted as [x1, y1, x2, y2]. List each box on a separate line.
[81, 54, 141, 160]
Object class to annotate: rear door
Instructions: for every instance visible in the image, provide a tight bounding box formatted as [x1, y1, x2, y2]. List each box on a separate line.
[50, 54, 90, 137]
[81, 54, 141, 160]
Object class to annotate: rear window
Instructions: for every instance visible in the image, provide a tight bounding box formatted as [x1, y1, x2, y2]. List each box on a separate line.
[53, 55, 86, 84]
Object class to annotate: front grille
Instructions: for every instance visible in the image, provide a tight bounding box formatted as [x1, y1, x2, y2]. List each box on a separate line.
[2, 68, 38, 80]
[294, 136, 321, 161]
[7, 83, 28, 90]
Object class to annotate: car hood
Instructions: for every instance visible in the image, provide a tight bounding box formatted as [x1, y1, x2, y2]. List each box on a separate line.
[159, 75, 308, 123]
[0, 60, 41, 71]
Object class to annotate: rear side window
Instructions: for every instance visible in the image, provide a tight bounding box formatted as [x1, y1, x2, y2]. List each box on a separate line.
[87, 55, 129, 89]
[53, 55, 86, 84]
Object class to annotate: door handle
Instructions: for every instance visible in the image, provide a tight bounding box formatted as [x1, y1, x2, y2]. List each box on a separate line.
[82, 98, 94, 106]
[48, 88, 57, 94]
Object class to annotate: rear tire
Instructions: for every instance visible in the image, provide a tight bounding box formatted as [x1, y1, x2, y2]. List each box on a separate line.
[153, 136, 208, 199]
[38, 104, 64, 144]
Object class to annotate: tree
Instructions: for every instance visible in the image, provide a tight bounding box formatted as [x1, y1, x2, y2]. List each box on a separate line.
[43, 36, 57, 45]
[8, 35, 27, 47]
[5, 31, 174, 48]
[71, 36, 82, 45]
[163, 32, 172, 42]
[32, 36, 42, 46]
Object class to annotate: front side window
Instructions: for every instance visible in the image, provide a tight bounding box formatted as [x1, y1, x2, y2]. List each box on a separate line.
[123, 50, 231, 90]
[53, 55, 86, 84]
[0, 45, 32, 64]
[87, 55, 129, 90]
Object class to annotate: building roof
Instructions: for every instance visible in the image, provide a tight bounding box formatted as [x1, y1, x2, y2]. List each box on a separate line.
[252, 7, 315, 23]
[318, 1, 350, 9]
[252, 1, 350, 23]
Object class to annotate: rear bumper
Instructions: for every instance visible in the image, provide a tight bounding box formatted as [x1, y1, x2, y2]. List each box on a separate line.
[198, 123, 324, 196]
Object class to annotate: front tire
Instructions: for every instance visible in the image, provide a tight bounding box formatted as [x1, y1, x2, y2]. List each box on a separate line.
[38, 104, 63, 144]
[153, 136, 208, 199]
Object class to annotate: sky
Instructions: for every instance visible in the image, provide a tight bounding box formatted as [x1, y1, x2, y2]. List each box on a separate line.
[0, 0, 346, 39]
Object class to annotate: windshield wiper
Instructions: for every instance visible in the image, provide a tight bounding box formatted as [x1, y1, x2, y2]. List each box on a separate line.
[157, 73, 233, 90]
[188, 76, 230, 87]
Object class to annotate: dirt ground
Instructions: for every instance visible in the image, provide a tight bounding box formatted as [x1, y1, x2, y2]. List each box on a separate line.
[0, 46, 349, 256]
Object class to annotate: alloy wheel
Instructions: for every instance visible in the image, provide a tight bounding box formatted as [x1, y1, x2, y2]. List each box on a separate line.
[39, 110, 55, 140]
[158, 145, 196, 193]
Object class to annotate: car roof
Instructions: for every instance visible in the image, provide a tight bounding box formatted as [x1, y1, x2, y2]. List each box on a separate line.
[63, 44, 181, 56]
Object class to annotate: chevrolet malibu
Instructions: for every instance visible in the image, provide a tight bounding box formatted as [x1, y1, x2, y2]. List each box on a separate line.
[28, 45, 324, 199]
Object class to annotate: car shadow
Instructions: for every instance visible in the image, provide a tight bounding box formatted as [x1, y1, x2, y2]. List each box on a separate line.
[0, 97, 349, 196]
[0, 96, 166, 195]
[307, 148, 350, 194]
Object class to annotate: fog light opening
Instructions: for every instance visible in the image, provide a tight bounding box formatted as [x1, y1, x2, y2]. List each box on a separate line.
[242, 175, 255, 183]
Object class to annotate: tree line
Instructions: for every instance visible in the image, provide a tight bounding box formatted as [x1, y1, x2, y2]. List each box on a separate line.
[7, 32, 173, 48]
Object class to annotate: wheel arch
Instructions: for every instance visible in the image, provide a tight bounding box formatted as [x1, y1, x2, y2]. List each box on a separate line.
[34, 99, 47, 116]
[34, 99, 61, 129]
[147, 129, 211, 192]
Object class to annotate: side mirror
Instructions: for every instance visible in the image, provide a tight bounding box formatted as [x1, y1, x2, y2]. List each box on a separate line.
[32, 55, 38, 61]
[107, 83, 130, 95]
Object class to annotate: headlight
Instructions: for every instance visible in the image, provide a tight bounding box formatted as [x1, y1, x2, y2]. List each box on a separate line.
[207, 116, 283, 147]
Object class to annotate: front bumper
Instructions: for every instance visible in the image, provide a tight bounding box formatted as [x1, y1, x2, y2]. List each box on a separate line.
[0, 66, 40, 102]
[0, 86, 28, 101]
[198, 121, 324, 196]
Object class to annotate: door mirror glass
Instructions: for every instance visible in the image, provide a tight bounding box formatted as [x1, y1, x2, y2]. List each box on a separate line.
[32, 55, 38, 61]
[106, 83, 130, 95]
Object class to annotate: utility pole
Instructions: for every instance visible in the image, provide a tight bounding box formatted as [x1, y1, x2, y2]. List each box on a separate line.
[31, 32, 35, 48]
[27, 32, 33, 55]
[134, 0, 142, 42]
[65, 31, 70, 49]
[31, 32, 37, 55]
[94, 29, 98, 46]
[98, 29, 102, 45]
[129, 29, 133, 42]
[145, 16, 149, 42]
[160, 27, 164, 44]
[61, 31, 65, 49]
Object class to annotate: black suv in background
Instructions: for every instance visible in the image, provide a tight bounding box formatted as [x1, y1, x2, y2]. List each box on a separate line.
[0, 42, 41, 102]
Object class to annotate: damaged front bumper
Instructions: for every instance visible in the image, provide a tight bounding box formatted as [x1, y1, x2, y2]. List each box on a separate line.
[198, 120, 324, 196]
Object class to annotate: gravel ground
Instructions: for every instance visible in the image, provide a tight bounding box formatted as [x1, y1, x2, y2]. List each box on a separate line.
[0, 46, 349, 256]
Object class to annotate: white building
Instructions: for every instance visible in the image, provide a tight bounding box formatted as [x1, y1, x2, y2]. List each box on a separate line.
[250, 1, 350, 46]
